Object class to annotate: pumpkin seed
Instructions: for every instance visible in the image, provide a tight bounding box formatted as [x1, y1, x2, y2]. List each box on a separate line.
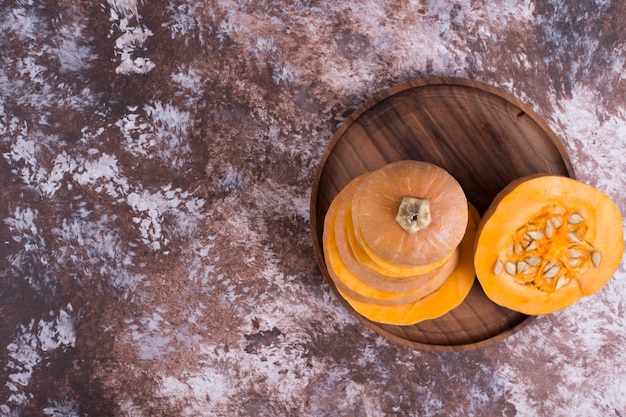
[568, 213, 584, 224]
[567, 248, 584, 258]
[493, 258, 503, 275]
[544, 259, 557, 270]
[544, 220, 554, 238]
[525, 240, 537, 251]
[516, 261, 529, 274]
[550, 216, 564, 228]
[505, 261, 516, 275]
[591, 251, 602, 268]
[525, 256, 541, 266]
[542, 265, 560, 279]
[568, 257, 583, 267]
[527, 230, 545, 240]
[556, 277, 570, 289]
[568, 232, 581, 243]
[542, 261, 559, 278]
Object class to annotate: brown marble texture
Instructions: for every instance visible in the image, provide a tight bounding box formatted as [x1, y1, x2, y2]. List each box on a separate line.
[1, 0, 625, 416]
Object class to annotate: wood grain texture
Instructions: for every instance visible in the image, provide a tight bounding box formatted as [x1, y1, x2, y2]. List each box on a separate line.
[310, 77, 575, 351]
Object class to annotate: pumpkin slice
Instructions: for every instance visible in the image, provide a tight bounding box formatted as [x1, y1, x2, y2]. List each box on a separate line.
[474, 174, 624, 315]
[325, 175, 461, 304]
[352, 160, 468, 269]
[336, 203, 479, 325]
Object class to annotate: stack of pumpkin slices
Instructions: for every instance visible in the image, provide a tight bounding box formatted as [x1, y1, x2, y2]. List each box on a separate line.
[323, 160, 478, 325]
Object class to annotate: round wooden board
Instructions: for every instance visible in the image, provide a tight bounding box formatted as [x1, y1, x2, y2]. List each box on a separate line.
[310, 77, 575, 352]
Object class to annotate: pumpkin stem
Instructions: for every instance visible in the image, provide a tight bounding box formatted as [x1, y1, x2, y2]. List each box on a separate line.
[395, 197, 432, 234]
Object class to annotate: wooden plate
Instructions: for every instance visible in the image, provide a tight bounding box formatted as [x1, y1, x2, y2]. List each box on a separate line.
[310, 77, 574, 351]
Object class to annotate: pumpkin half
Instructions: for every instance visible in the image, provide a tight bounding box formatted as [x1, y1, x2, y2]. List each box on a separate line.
[474, 174, 624, 315]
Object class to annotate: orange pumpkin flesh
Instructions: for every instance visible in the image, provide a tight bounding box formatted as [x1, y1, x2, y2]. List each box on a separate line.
[336, 203, 479, 325]
[475, 174, 624, 315]
[352, 160, 468, 267]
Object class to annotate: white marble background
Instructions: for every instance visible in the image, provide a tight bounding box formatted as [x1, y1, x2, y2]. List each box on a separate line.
[1, 0, 625, 416]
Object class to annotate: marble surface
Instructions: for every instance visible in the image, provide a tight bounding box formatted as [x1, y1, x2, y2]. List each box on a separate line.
[1, 0, 626, 416]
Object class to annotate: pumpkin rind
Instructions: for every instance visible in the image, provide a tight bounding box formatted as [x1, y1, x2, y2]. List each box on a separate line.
[352, 160, 468, 267]
[474, 174, 624, 315]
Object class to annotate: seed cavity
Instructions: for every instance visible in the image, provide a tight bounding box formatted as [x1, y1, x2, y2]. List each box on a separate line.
[499, 205, 597, 294]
